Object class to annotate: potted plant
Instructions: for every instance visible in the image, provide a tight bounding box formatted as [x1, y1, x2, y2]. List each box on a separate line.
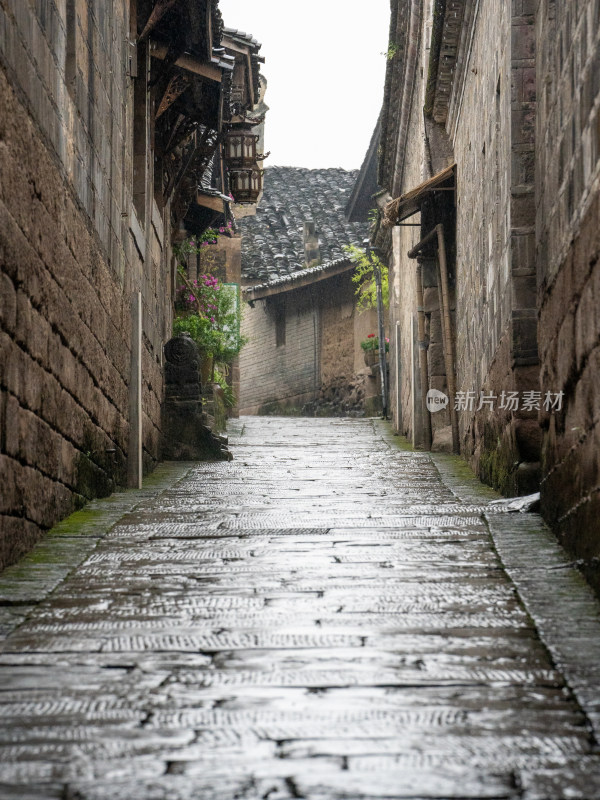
[361, 334, 389, 367]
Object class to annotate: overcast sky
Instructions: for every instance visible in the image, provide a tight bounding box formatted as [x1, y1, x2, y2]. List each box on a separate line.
[218, 1, 391, 171]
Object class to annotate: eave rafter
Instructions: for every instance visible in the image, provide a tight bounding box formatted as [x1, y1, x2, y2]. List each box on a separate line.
[139, 0, 180, 41]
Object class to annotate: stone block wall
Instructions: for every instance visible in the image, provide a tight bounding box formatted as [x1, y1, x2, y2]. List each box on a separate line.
[448, 0, 539, 493]
[451, 0, 512, 439]
[536, 0, 600, 582]
[315, 275, 376, 416]
[383, 0, 540, 485]
[385, 4, 430, 446]
[0, 0, 170, 569]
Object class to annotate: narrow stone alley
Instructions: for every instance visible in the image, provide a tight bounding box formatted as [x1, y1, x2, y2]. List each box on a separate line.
[1, 417, 600, 799]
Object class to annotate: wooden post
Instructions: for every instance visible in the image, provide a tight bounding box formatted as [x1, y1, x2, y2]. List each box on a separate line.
[395, 321, 402, 432]
[436, 224, 459, 453]
[416, 261, 432, 450]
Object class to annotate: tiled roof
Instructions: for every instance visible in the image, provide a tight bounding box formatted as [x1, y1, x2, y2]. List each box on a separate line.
[243, 257, 352, 300]
[238, 167, 369, 283]
[222, 27, 261, 49]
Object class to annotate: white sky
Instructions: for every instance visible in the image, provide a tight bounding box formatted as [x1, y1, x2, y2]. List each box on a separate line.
[218, 0, 391, 170]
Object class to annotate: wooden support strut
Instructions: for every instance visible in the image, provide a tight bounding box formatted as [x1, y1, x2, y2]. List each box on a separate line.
[139, 0, 180, 41]
[149, 40, 222, 83]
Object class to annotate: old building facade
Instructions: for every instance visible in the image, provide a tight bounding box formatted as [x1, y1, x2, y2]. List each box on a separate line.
[238, 167, 378, 416]
[0, 0, 263, 570]
[374, 0, 600, 586]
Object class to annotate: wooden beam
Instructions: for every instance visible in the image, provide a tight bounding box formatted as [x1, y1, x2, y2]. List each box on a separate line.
[221, 37, 252, 56]
[196, 193, 225, 212]
[150, 40, 222, 83]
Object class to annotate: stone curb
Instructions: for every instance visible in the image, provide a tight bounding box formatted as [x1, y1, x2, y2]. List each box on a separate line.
[431, 446, 600, 743]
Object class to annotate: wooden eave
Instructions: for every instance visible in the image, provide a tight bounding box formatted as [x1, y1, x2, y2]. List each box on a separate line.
[221, 36, 252, 56]
[196, 192, 227, 212]
[383, 163, 455, 225]
[429, 0, 468, 125]
[244, 258, 353, 302]
[221, 35, 260, 108]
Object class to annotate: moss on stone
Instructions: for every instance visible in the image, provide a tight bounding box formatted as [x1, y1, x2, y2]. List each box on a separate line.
[478, 420, 519, 496]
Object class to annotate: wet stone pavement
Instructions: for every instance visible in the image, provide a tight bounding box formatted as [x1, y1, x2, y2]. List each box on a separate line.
[1, 416, 600, 799]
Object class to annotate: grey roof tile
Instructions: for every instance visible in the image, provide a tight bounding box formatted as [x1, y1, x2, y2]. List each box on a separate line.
[239, 166, 369, 283]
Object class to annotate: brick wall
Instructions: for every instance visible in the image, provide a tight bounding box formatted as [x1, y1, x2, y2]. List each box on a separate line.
[0, 0, 171, 569]
[536, 0, 600, 582]
[239, 274, 375, 416]
[239, 287, 318, 414]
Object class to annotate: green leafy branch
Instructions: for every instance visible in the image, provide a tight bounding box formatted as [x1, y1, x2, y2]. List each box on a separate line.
[345, 245, 389, 312]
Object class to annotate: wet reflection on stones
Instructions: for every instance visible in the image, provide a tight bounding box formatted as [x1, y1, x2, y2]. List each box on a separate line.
[0, 417, 599, 798]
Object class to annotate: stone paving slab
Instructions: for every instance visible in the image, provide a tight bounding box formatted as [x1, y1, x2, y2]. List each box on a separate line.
[0, 417, 599, 798]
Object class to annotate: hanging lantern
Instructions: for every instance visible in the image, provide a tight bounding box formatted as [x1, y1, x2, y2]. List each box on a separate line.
[228, 165, 262, 204]
[224, 125, 259, 169]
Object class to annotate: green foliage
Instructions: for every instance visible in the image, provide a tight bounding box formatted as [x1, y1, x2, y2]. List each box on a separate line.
[173, 284, 247, 364]
[173, 230, 219, 263]
[213, 365, 236, 409]
[367, 208, 380, 226]
[173, 313, 214, 353]
[385, 41, 400, 60]
[173, 236, 247, 365]
[345, 245, 389, 312]
[367, 208, 381, 237]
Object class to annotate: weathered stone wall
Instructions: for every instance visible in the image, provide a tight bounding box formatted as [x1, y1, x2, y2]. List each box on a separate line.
[0, 0, 170, 569]
[449, 1, 512, 469]
[536, 0, 600, 581]
[316, 275, 376, 416]
[452, 3, 511, 394]
[319, 277, 355, 390]
[445, 0, 539, 493]
[386, 0, 438, 447]
[383, 0, 540, 485]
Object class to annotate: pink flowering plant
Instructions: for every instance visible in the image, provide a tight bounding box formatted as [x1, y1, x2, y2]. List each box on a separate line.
[174, 273, 220, 318]
[360, 333, 389, 352]
[173, 236, 246, 364]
